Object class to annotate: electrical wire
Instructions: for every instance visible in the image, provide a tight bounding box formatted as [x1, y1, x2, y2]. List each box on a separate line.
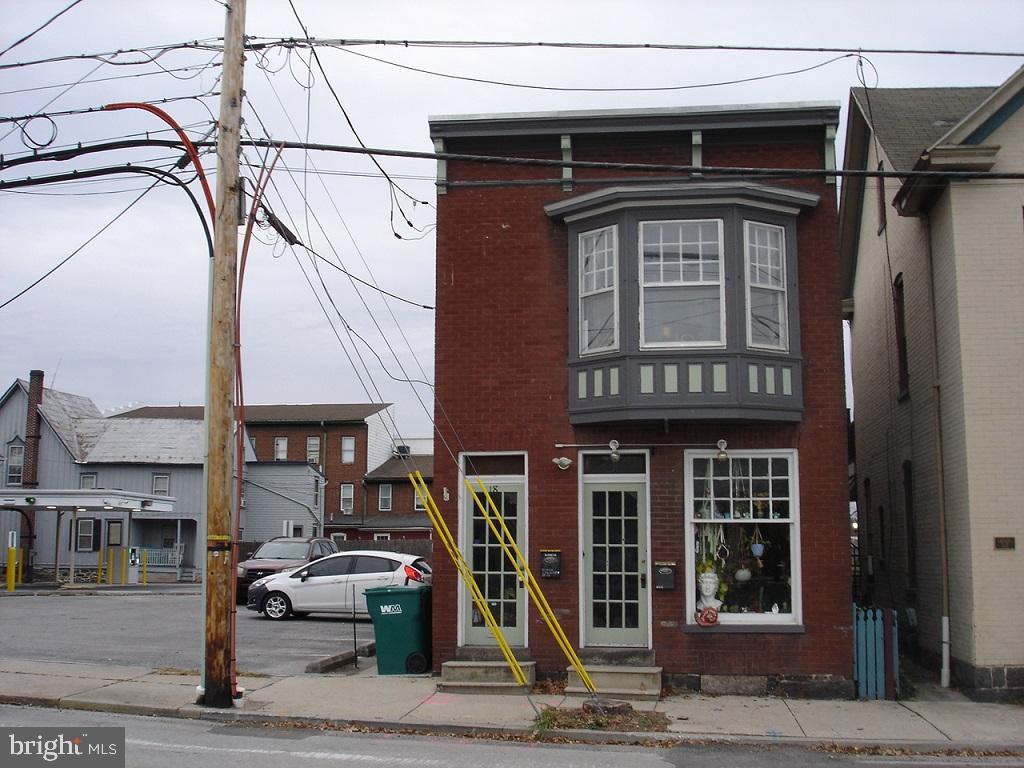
[0, 164, 212, 311]
[336, 47, 860, 93]
[0, 0, 86, 59]
[0, 59, 222, 95]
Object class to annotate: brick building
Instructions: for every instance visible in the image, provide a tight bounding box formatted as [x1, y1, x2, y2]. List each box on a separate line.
[429, 102, 852, 695]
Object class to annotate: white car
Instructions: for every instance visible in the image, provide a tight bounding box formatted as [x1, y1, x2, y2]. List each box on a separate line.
[246, 549, 432, 620]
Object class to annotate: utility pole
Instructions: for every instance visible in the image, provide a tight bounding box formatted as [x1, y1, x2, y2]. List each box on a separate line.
[203, 0, 246, 709]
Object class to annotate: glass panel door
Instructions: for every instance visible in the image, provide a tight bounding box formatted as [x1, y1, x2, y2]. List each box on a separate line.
[463, 482, 526, 646]
[584, 482, 648, 647]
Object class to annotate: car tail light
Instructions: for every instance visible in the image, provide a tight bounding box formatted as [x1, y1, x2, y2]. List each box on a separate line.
[403, 564, 424, 583]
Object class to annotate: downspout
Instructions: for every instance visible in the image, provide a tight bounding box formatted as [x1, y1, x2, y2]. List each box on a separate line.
[924, 210, 952, 688]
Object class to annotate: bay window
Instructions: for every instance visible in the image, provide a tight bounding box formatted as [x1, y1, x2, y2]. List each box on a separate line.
[746, 221, 789, 351]
[640, 220, 724, 347]
[579, 226, 618, 355]
[685, 449, 801, 625]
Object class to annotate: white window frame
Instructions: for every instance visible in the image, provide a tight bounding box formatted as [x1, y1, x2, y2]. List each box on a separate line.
[374, 532, 391, 541]
[379, 483, 392, 512]
[341, 436, 356, 464]
[306, 436, 321, 465]
[274, 437, 288, 461]
[639, 219, 726, 350]
[578, 225, 619, 356]
[744, 220, 789, 352]
[79, 472, 97, 490]
[76, 518, 95, 552]
[152, 474, 170, 496]
[340, 483, 355, 515]
[683, 449, 801, 626]
[5, 444, 24, 486]
[414, 490, 426, 512]
[312, 478, 320, 508]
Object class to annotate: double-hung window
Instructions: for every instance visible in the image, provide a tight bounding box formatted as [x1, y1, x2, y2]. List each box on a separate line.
[152, 474, 170, 496]
[274, 437, 288, 461]
[5, 444, 24, 486]
[341, 436, 356, 464]
[340, 483, 354, 515]
[685, 449, 800, 625]
[378, 483, 392, 512]
[579, 226, 618, 355]
[745, 221, 788, 351]
[640, 220, 724, 347]
[306, 436, 321, 465]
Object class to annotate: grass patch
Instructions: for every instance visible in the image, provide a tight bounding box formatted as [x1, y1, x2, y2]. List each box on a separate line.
[534, 705, 670, 734]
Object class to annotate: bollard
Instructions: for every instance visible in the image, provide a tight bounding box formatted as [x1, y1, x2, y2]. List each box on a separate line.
[106, 549, 114, 585]
[16, 549, 24, 584]
[5, 547, 15, 592]
[96, 547, 104, 584]
[142, 550, 148, 585]
[120, 549, 127, 585]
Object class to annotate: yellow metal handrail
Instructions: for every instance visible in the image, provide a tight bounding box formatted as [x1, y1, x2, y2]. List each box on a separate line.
[409, 472, 530, 690]
[467, 478, 598, 695]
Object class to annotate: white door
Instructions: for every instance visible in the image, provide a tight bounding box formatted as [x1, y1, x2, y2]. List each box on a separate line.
[463, 482, 526, 646]
[583, 482, 649, 647]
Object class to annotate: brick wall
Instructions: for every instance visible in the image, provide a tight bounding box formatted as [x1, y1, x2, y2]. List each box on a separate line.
[433, 126, 850, 679]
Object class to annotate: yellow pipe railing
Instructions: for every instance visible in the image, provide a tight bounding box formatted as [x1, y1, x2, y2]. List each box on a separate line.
[409, 472, 530, 690]
[467, 478, 598, 695]
[96, 547, 105, 584]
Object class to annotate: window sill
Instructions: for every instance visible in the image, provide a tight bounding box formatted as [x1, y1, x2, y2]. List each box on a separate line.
[683, 623, 805, 634]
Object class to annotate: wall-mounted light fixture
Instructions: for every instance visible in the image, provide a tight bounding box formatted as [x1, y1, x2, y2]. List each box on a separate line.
[716, 439, 729, 462]
[608, 439, 621, 463]
[552, 457, 573, 471]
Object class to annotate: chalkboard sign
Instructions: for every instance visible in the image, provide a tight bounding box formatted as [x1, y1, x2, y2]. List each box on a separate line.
[540, 549, 561, 578]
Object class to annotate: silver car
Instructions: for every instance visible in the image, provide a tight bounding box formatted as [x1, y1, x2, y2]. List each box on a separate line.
[247, 550, 432, 620]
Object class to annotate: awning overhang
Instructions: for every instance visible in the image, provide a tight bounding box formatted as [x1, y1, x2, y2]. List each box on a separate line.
[1, 489, 177, 517]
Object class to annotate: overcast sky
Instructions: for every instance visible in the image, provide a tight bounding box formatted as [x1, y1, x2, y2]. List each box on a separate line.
[1, 0, 1021, 439]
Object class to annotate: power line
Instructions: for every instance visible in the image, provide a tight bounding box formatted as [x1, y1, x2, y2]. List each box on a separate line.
[337, 47, 861, 93]
[0, 0, 86, 59]
[244, 36, 1024, 59]
[0, 39, 221, 70]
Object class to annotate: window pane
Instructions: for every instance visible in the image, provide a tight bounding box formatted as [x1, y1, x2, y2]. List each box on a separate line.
[750, 287, 786, 348]
[582, 292, 616, 352]
[644, 285, 720, 345]
[341, 436, 355, 463]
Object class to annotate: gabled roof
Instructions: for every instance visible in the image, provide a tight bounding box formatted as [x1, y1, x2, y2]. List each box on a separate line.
[365, 454, 433, 482]
[114, 403, 390, 424]
[849, 87, 994, 172]
[839, 69, 1024, 297]
[74, 418, 206, 464]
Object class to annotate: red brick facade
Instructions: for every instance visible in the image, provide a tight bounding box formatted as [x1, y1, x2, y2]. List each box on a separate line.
[431, 108, 851, 689]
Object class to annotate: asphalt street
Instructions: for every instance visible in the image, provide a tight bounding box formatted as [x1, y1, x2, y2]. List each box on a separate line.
[0, 592, 374, 675]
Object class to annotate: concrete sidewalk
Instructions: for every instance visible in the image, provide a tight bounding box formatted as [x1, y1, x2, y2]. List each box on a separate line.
[1, 657, 1022, 750]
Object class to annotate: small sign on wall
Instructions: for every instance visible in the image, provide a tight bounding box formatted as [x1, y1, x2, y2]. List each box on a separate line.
[654, 561, 676, 590]
[540, 549, 561, 578]
[994, 537, 1016, 550]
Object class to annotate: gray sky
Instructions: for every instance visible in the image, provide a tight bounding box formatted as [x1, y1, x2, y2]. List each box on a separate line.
[1, 0, 1021, 438]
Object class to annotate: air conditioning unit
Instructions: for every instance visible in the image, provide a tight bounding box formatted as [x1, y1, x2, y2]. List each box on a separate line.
[394, 445, 411, 456]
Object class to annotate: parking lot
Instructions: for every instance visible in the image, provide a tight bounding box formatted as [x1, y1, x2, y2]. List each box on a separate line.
[0, 590, 375, 675]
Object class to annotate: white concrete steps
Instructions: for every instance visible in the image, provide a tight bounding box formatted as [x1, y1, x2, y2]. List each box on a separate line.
[437, 660, 536, 695]
[566, 664, 663, 701]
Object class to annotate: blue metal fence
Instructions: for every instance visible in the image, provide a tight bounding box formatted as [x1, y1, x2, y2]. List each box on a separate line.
[853, 606, 899, 700]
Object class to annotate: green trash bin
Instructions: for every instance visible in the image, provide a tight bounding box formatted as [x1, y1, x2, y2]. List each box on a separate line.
[364, 585, 432, 675]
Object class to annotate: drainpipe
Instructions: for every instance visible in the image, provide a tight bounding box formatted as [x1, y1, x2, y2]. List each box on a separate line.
[924, 212, 952, 688]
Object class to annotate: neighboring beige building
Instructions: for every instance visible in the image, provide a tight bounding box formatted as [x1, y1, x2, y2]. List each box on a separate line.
[840, 67, 1024, 701]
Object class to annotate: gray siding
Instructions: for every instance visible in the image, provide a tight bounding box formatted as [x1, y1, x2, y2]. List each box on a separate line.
[243, 463, 324, 542]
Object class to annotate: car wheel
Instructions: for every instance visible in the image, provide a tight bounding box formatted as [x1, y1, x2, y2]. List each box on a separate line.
[262, 592, 292, 620]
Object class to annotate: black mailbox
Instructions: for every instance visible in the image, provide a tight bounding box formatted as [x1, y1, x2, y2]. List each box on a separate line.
[540, 550, 561, 578]
[654, 562, 676, 590]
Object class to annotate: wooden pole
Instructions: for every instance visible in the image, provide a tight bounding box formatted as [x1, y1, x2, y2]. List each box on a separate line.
[202, 0, 246, 709]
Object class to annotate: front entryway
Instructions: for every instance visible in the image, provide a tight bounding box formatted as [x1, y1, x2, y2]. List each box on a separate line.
[461, 473, 527, 647]
[582, 479, 649, 647]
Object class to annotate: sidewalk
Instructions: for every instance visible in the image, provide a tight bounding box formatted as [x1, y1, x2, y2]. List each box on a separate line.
[1, 657, 1022, 749]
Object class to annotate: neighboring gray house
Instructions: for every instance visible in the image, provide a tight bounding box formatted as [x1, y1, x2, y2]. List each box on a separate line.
[1, 370, 324, 582]
[840, 66, 1024, 700]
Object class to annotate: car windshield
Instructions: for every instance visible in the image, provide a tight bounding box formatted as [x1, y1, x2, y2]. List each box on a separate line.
[251, 542, 309, 559]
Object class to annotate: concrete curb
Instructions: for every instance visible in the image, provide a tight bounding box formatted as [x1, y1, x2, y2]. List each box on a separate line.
[5, 692, 1024, 753]
[304, 642, 376, 674]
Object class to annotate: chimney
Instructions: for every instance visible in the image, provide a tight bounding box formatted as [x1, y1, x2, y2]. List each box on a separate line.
[24, 369, 43, 488]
